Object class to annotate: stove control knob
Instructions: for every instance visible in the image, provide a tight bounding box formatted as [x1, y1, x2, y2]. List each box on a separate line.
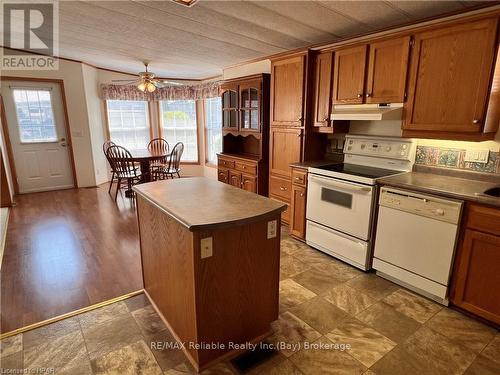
[349, 140, 354, 144]
[361, 144, 366, 149]
[434, 209, 445, 216]
[386, 146, 392, 152]
[402, 144, 408, 150]
[400, 151, 406, 156]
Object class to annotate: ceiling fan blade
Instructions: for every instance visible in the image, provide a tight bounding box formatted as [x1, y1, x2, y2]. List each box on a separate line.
[161, 80, 184, 86]
[112, 79, 139, 82]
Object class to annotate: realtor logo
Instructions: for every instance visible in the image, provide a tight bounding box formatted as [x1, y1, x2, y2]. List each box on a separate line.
[1, 0, 59, 70]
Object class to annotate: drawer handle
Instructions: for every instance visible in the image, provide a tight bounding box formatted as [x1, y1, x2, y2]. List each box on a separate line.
[294, 177, 301, 181]
[280, 187, 288, 191]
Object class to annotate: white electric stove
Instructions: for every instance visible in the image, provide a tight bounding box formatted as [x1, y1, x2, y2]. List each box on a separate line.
[306, 135, 416, 270]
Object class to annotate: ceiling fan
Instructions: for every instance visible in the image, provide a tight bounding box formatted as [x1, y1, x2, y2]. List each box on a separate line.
[112, 62, 183, 92]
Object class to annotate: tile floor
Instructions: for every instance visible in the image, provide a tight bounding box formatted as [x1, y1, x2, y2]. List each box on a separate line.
[1, 231, 499, 375]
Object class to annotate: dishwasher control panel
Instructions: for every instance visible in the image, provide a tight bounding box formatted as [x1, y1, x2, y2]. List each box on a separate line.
[379, 187, 463, 224]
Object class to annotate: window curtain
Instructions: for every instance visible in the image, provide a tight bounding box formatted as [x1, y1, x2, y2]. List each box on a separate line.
[100, 80, 221, 101]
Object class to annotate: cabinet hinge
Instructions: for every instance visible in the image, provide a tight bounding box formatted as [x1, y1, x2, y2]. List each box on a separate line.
[404, 92, 407, 99]
[409, 38, 415, 47]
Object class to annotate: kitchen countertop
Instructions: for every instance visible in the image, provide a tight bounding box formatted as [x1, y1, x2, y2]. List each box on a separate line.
[378, 171, 500, 208]
[289, 160, 337, 170]
[133, 177, 287, 231]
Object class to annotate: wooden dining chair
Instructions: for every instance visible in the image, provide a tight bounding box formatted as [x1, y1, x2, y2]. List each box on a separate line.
[148, 138, 170, 180]
[156, 142, 184, 180]
[103, 141, 118, 193]
[106, 145, 142, 201]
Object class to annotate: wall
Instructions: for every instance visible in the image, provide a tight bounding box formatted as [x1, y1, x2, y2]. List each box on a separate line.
[223, 60, 271, 80]
[82, 64, 108, 185]
[0, 118, 14, 202]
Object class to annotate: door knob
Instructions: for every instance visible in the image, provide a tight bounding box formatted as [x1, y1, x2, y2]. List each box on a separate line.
[60, 143, 67, 147]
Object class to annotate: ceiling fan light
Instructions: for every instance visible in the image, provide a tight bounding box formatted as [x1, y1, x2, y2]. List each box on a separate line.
[146, 82, 156, 92]
[137, 82, 147, 92]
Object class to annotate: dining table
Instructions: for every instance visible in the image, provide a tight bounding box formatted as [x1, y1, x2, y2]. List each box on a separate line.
[124, 149, 171, 197]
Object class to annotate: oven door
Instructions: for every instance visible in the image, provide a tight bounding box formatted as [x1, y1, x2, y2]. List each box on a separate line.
[306, 173, 374, 240]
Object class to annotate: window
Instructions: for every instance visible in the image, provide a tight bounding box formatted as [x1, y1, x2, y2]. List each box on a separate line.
[12, 88, 57, 143]
[106, 100, 150, 150]
[205, 97, 222, 165]
[159, 100, 198, 162]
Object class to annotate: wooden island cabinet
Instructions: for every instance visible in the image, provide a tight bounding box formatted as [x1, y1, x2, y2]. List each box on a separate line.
[134, 178, 286, 371]
[450, 203, 500, 325]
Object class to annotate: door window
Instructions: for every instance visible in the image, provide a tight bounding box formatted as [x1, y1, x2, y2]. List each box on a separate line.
[12, 89, 57, 143]
[321, 188, 353, 209]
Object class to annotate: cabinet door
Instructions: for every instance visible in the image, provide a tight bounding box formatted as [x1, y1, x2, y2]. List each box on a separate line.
[365, 36, 410, 103]
[332, 45, 367, 104]
[269, 128, 302, 178]
[217, 168, 229, 184]
[290, 185, 307, 239]
[313, 51, 334, 127]
[239, 80, 261, 132]
[404, 18, 498, 134]
[271, 55, 305, 127]
[228, 170, 241, 188]
[452, 229, 500, 324]
[221, 82, 239, 130]
[241, 174, 257, 193]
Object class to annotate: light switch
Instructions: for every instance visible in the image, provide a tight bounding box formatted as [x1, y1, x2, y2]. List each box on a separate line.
[200, 237, 213, 259]
[267, 220, 277, 239]
[464, 149, 489, 164]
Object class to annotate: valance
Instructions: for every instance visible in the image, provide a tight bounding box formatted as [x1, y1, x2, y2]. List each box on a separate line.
[100, 80, 221, 101]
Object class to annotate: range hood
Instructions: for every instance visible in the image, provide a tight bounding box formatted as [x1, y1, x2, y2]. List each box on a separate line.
[331, 103, 403, 121]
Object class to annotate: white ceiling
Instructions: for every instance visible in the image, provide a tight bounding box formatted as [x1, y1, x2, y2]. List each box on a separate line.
[7, 1, 492, 79]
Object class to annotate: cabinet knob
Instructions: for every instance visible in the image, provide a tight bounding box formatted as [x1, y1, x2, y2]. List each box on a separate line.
[294, 177, 301, 180]
[297, 117, 303, 121]
[300, 193, 304, 197]
[357, 94, 363, 98]
[365, 93, 371, 97]
[280, 187, 288, 191]
[323, 116, 328, 121]
[472, 119, 480, 124]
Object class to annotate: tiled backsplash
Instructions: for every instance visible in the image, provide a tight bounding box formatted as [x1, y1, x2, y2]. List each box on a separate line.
[415, 146, 500, 174]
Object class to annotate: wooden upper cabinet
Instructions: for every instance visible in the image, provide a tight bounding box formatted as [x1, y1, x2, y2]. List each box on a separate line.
[404, 18, 498, 136]
[313, 51, 334, 127]
[332, 45, 367, 104]
[269, 127, 302, 177]
[270, 55, 306, 127]
[366, 36, 410, 104]
[221, 82, 239, 130]
[239, 80, 261, 132]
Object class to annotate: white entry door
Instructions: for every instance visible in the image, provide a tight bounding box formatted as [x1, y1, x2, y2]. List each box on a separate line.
[2, 81, 74, 193]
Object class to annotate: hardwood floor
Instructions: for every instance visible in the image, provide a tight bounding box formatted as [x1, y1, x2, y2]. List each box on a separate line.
[0, 184, 143, 334]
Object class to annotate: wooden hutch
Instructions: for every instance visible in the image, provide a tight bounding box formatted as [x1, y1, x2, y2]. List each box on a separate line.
[217, 74, 270, 196]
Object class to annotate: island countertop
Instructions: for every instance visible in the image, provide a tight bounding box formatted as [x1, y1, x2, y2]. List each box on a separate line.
[133, 177, 287, 231]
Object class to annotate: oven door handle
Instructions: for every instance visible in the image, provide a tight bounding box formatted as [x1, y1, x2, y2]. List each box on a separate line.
[309, 175, 372, 193]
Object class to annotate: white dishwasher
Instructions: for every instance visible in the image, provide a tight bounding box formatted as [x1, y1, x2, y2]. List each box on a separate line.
[373, 187, 463, 305]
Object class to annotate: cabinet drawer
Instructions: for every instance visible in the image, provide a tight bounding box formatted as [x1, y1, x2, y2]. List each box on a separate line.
[218, 158, 235, 169]
[270, 175, 292, 200]
[217, 169, 229, 184]
[235, 161, 257, 175]
[466, 204, 500, 237]
[291, 168, 307, 187]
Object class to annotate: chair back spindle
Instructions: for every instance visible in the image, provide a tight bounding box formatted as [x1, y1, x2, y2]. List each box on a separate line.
[106, 145, 139, 177]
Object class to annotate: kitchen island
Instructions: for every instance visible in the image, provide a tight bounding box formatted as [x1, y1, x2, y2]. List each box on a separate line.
[133, 177, 287, 371]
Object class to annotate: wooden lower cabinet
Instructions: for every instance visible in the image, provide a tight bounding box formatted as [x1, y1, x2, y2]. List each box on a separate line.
[289, 167, 308, 240]
[450, 203, 500, 325]
[217, 154, 267, 195]
[290, 185, 307, 239]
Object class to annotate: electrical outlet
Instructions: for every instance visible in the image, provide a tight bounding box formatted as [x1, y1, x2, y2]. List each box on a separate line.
[464, 149, 489, 164]
[200, 237, 213, 259]
[267, 220, 277, 239]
